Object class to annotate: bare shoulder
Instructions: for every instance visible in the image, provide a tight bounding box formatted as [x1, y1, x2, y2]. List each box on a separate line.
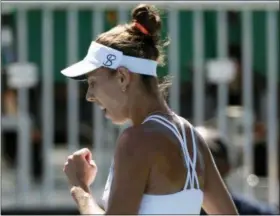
[115, 124, 163, 162]
[107, 125, 166, 214]
[180, 118, 208, 153]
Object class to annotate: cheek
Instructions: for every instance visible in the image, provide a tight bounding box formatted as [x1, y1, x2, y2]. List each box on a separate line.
[99, 83, 124, 107]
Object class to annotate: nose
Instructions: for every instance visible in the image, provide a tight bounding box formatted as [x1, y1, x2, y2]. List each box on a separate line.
[86, 91, 96, 102]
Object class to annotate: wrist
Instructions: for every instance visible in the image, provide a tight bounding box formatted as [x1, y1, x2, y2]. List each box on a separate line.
[81, 184, 91, 194]
[71, 187, 103, 215]
[71, 184, 91, 194]
[71, 187, 95, 213]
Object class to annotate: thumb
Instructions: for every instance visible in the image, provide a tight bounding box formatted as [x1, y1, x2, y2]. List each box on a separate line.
[89, 160, 96, 167]
[85, 153, 92, 163]
[78, 148, 92, 162]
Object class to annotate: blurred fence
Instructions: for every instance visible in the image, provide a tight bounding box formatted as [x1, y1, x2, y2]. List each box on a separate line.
[1, 1, 279, 209]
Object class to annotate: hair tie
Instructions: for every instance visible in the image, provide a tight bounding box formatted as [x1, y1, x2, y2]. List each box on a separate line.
[133, 21, 149, 35]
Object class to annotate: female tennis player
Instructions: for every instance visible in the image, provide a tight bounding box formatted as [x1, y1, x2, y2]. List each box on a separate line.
[61, 4, 238, 215]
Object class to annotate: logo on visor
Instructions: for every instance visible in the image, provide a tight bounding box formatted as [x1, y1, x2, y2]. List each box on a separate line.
[103, 54, 117, 67]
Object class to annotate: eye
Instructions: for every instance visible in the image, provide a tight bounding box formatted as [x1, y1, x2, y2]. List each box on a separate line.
[87, 78, 94, 87]
[87, 76, 96, 88]
[89, 81, 95, 88]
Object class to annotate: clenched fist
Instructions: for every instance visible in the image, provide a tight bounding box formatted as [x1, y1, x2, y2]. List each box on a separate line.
[63, 148, 98, 191]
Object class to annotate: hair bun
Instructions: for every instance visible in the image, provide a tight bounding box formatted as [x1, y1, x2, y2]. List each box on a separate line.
[131, 4, 162, 37]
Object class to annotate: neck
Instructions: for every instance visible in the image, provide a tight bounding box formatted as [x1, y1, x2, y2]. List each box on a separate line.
[129, 93, 171, 125]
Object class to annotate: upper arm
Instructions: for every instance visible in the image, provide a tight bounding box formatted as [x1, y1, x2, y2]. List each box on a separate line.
[200, 134, 238, 215]
[105, 127, 155, 215]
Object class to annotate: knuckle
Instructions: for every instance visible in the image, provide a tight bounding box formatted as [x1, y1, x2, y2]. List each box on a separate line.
[63, 165, 67, 173]
[72, 152, 81, 159]
[67, 155, 73, 161]
[73, 148, 90, 158]
[81, 148, 90, 154]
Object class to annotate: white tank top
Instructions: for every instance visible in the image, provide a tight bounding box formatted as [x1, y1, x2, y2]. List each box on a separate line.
[101, 114, 203, 214]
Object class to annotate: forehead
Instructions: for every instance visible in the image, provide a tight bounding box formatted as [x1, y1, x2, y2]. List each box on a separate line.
[86, 67, 109, 81]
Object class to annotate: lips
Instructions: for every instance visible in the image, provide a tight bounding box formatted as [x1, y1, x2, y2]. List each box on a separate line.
[96, 103, 107, 115]
[98, 106, 107, 114]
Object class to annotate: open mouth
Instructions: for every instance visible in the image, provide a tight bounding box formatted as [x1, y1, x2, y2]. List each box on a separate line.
[97, 104, 109, 117]
[99, 106, 106, 113]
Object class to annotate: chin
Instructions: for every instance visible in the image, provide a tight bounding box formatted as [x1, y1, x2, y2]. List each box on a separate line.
[109, 115, 130, 126]
[111, 118, 129, 126]
[105, 109, 129, 126]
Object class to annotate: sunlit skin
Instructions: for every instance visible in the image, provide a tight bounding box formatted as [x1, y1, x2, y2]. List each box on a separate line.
[63, 65, 239, 215]
[85, 66, 171, 125]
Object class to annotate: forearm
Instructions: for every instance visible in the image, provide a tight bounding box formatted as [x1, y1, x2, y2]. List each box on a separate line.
[71, 186, 105, 215]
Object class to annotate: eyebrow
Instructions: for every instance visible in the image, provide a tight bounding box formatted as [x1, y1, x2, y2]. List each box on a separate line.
[87, 76, 96, 82]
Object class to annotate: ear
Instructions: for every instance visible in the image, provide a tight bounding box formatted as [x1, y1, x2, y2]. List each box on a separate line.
[116, 66, 131, 91]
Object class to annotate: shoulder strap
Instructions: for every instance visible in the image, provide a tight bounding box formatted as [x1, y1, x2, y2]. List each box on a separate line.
[176, 116, 200, 189]
[143, 114, 198, 189]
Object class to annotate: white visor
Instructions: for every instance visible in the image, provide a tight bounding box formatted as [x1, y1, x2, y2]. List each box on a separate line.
[61, 42, 158, 80]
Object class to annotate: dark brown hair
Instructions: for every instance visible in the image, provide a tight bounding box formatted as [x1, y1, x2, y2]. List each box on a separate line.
[95, 4, 171, 98]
